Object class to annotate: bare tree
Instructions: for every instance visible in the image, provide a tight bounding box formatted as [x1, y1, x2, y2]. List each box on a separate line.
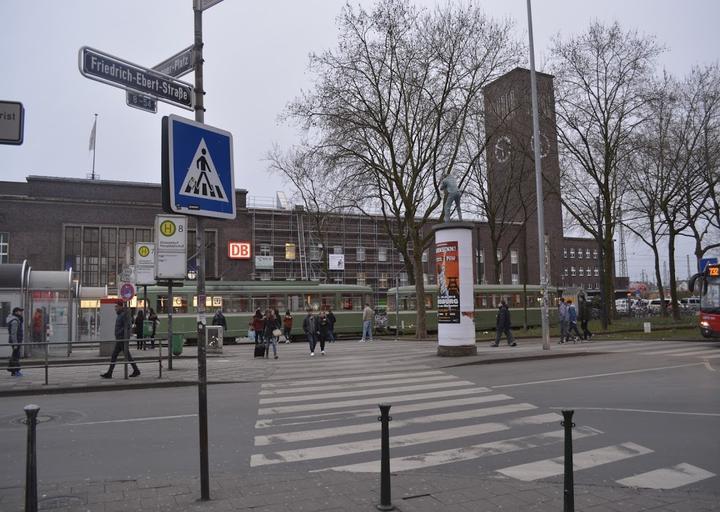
[549, 21, 663, 323]
[277, 0, 522, 336]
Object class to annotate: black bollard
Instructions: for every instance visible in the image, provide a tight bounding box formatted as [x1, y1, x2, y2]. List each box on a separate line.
[25, 404, 40, 512]
[561, 409, 575, 512]
[377, 403, 394, 511]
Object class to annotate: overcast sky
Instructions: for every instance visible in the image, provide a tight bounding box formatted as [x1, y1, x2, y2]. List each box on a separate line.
[2, 0, 718, 282]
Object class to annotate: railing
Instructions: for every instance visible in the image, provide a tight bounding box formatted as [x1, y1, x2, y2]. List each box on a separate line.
[13, 338, 165, 385]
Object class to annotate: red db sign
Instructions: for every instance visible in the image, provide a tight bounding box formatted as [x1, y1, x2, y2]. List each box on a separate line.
[228, 241, 251, 259]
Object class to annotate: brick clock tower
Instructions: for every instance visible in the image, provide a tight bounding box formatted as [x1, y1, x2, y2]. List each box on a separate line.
[483, 67, 563, 286]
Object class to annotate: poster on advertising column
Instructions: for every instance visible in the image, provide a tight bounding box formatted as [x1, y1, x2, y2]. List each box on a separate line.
[436, 241, 460, 323]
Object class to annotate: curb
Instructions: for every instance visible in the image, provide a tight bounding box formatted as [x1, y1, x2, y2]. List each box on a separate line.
[441, 350, 601, 368]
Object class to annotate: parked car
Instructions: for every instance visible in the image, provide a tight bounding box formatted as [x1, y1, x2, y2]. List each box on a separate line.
[648, 298, 671, 313]
[680, 297, 701, 311]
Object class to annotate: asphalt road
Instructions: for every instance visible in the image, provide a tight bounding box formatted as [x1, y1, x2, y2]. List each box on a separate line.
[0, 339, 718, 494]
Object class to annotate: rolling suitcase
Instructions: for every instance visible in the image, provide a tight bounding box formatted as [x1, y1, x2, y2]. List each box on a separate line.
[254, 343, 266, 358]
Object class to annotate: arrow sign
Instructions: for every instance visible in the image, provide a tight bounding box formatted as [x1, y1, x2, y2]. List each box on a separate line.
[79, 46, 194, 111]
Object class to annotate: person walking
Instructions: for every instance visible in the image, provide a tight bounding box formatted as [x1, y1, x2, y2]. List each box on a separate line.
[134, 308, 146, 350]
[490, 300, 517, 347]
[303, 308, 318, 356]
[101, 300, 140, 378]
[360, 303, 374, 342]
[317, 311, 330, 355]
[147, 308, 158, 349]
[252, 309, 265, 345]
[579, 295, 593, 341]
[31, 308, 44, 357]
[558, 298, 569, 344]
[6, 306, 24, 377]
[263, 309, 280, 359]
[326, 309, 337, 343]
[282, 310, 293, 343]
[567, 299, 582, 343]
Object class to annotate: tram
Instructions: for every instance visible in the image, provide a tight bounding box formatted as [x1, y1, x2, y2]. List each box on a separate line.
[387, 283, 560, 333]
[140, 281, 373, 341]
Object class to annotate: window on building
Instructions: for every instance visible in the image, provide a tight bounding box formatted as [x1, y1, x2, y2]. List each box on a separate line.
[594, 267, 599, 277]
[585, 248, 591, 259]
[333, 246, 343, 254]
[477, 249, 485, 284]
[378, 273, 388, 288]
[564, 268, 569, 276]
[422, 250, 428, 263]
[0, 233, 8, 264]
[259, 244, 271, 257]
[357, 272, 366, 286]
[571, 266, 576, 276]
[570, 248, 575, 258]
[593, 249, 598, 259]
[496, 249, 503, 284]
[356, 247, 366, 262]
[309, 245, 320, 261]
[510, 249, 519, 285]
[579, 267, 585, 277]
[259, 272, 271, 281]
[378, 247, 387, 262]
[587, 267, 592, 277]
[563, 248, 567, 258]
[400, 272, 408, 286]
[285, 243, 296, 260]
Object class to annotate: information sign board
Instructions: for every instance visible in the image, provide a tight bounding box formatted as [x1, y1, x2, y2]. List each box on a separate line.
[135, 242, 157, 285]
[155, 215, 188, 279]
[0, 101, 24, 145]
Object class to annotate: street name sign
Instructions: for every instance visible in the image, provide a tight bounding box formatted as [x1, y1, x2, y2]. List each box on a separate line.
[79, 46, 194, 111]
[155, 215, 188, 280]
[162, 114, 236, 219]
[195, 0, 224, 11]
[0, 100, 24, 145]
[126, 45, 195, 114]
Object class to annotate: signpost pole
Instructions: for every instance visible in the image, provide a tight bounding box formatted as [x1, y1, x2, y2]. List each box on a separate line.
[168, 280, 173, 370]
[193, 2, 210, 502]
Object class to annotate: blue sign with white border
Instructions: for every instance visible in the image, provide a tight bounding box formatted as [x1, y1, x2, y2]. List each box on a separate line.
[162, 114, 235, 219]
[700, 257, 718, 272]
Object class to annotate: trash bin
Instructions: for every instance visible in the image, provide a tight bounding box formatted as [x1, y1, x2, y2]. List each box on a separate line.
[207, 326, 223, 354]
[172, 334, 184, 356]
[143, 320, 154, 338]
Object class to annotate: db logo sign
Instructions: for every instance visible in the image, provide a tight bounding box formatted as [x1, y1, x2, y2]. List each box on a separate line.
[228, 241, 251, 260]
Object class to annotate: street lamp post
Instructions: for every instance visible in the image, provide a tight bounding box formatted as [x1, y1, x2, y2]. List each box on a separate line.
[526, 0, 550, 350]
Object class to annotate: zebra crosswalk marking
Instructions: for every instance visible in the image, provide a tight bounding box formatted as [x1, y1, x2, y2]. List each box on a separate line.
[255, 394, 515, 429]
[668, 348, 720, 357]
[264, 364, 432, 381]
[258, 387, 491, 416]
[250, 412, 560, 467]
[254, 403, 541, 446]
[258, 380, 477, 405]
[260, 374, 460, 396]
[261, 370, 445, 389]
[497, 442, 653, 481]
[325, 426, 603, 473]
[616, 463, 716, 489]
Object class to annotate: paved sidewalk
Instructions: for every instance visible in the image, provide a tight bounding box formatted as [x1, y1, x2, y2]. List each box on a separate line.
[1, 467, 718, 511]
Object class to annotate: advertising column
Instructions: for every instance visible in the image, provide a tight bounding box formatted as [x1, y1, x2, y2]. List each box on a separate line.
[434, 223, 476, 356]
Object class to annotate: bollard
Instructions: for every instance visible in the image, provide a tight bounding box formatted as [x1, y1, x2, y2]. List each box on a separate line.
[561, 409, 575, 512]
[377, 403, 394, 511]
[25, 404, 40, 512]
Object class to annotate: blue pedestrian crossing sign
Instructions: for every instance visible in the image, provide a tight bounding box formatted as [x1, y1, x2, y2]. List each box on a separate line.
[162, 114, 236, 219]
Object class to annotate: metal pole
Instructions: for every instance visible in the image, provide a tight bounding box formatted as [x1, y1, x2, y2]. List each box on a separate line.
[395, 277, 400, 341]
[168, 280, 174, 370]
[194, 3, 210, 501]
[24, 404, 40, 512]
[377, 404, 394, 511]
[526, 0, 550, 350]
[561, 409, 575, 512]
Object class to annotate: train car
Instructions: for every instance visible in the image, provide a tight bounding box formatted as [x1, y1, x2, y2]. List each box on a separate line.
[386, 283, 560, 333]
[142, 281, 374, 342]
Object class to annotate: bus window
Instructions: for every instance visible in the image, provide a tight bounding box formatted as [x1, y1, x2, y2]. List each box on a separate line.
[252, 295, 269, 313]
[342, 295, 363, 311]
[269, 294, 286, 312]
[424, 294, 433, 309]
[304, 294, 320, 311]
[287, 294, 302, 311]
[226, 297, 250, 313]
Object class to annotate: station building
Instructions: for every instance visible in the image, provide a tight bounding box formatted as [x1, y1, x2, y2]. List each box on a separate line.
[0, 68, 620, 303]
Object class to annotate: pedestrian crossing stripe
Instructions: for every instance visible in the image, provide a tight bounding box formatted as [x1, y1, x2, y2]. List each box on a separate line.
[178, 138, 229, 202]
[616, 463, 716, 489]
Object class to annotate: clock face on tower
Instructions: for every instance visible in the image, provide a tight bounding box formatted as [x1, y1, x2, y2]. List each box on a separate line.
[530, 133, 550, 159]
[494, 135, 512, 163]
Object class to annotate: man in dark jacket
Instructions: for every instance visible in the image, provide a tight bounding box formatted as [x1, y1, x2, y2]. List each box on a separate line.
[101, 300, 140, 379]
[6, 307, 24, 377]
[491, 300, 517, 347]
[303, 309, 318, 356]
[212, 308, 227, 330]
[326, 309, 336, 343]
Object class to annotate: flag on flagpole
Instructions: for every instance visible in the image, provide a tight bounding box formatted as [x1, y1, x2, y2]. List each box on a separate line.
[88, 117, 97, 151]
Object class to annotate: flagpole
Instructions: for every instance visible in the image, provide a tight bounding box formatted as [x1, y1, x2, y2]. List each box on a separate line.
[90, 113, 98, 180]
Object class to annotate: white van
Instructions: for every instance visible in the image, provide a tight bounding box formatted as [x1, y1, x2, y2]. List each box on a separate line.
[648, 298, 670, 313]
[680, 297, 701, 311]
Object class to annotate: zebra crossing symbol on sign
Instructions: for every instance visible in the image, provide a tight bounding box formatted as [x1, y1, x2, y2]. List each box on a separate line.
[179, 139, 229, 202]
[162, 114, 236, 219]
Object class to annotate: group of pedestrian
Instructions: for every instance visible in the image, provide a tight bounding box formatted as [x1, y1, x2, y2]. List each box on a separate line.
[303, 308, 337, 356]
[558, 296, 592, 343]
[249, 308, 287, 359]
